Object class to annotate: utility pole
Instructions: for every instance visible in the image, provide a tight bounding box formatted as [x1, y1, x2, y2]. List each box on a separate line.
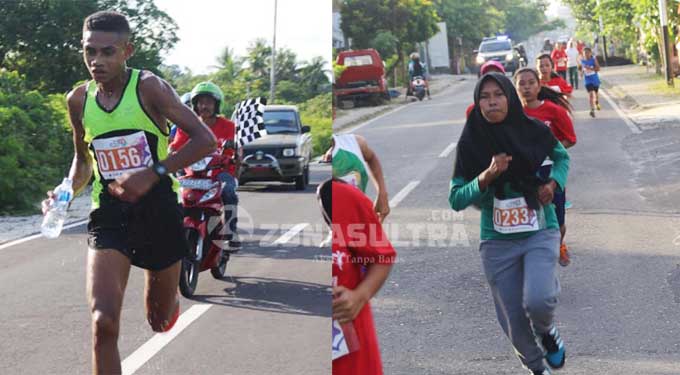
[659, 0, 674, 87]
[596, 0, 608, 66]
[270, 0, 278, 103]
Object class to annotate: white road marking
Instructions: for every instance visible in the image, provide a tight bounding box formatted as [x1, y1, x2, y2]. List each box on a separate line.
[439, 142, 457, 158]
[273, 223, 310, 244]
[600, 89, 642, 134]
[389, 181, 421, 208]
[121, 304, 212, 375]
[0, 219, 89, 250]
[340, 102, 415, 134]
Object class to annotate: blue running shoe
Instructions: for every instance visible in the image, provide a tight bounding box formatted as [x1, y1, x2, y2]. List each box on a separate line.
[541, 326, 566, 369]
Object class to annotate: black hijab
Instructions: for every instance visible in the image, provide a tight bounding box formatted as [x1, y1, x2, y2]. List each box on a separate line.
[453, 73, 557, 209]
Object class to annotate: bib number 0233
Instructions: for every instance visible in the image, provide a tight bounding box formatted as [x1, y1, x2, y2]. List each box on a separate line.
[492, 197, 539, 234]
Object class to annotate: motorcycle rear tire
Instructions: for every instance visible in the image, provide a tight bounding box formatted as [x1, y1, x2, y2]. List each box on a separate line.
[179, 229, 202, 298]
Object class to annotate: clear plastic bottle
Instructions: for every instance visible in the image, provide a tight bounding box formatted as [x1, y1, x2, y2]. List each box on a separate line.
[41, 178, 73, 239]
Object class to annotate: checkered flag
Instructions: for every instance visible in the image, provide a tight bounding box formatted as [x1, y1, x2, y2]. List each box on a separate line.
[233, 97, 267, 147]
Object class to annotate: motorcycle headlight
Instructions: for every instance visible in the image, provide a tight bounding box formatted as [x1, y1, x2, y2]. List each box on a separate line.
[190, 157, 211, 171]
[476, 55, 485, 65]
[505, 53, 513, 62]
[283, 148, 296, 157]
[199, 186, 219, 203]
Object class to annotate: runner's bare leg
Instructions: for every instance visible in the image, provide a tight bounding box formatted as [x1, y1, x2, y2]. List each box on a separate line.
[87, 249, 131, 375]
[145, 261, 181, 331]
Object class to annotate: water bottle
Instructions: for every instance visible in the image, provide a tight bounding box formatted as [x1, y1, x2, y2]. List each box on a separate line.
[41, 178, 73, 239]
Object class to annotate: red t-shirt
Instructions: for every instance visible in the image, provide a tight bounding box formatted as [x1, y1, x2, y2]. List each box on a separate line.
[551, 49, 568, 72]
[466, 103, 475, 118]
[576, 41, 585, 56]
[542, 76, 573, 95]
[524, 100, 576, 144]
[332, 181, 396, 375]
[170, 116, 237, 175]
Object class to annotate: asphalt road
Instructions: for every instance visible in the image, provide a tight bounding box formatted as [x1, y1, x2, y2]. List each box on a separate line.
[0, 163, 331, 375]
[342, 80, 680, 374]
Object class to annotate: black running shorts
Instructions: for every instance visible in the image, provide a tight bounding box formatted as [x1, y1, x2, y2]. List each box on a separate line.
[87, 192, 188, 271]
[585, 84, 599, 93]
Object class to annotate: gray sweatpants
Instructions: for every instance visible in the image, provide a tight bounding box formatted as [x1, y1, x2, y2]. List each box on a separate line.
[480, 229, 561, 371]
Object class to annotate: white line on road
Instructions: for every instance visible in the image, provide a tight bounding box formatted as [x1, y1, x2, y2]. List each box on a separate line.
[121, 304, 212, 375]
[439, 142, 457, 158]
[0, 218, 89, 251]
[273, 223, 310, 244]
[340, 102, 415, 134]
[600, 89, 642, 134]
[389, 181, 421, 208]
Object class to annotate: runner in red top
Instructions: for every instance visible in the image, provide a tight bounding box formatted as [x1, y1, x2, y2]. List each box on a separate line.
[550, 42, 568, 80]
[515, 67, 575, 267]
[327, 179, 396, 375]
[523, 101, 576, 146]
[537, 53, 573, 96]
[171, 116, 237, 175]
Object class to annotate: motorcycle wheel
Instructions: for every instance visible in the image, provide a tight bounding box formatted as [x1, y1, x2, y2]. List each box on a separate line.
[179, 229, 202, 298]
[210, 252, 230, 279]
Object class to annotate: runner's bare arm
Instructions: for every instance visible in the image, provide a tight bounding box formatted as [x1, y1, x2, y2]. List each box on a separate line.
[356, 135, 390, 220]
[141, 75, 216, 173]
[42, 86, 92, 213]
[332, 263, 393, 323]
[66, 85, 93, 196]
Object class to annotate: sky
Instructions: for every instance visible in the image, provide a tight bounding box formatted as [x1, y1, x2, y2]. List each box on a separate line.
[158, 0, 332, 74]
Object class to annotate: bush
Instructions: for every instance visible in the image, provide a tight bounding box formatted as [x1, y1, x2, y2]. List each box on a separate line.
[0, 70, 72, 215]
[299, 93, 332, 157]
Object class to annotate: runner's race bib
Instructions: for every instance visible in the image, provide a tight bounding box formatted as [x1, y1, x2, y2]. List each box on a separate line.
[493, 197, 539, 234]
[584, 66, 596, 76]
[91, 131, 153, 180]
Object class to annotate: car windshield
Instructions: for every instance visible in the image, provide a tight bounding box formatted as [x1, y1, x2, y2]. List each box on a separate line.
[343, 55, 373, 66]
[480, 41, 512, 53]
[263, 111, 299, 134]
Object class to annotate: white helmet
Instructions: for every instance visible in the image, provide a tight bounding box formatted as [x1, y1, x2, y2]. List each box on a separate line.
[410, 52, 420, 60]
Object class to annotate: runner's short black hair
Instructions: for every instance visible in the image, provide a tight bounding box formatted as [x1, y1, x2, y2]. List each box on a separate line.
[317, 179, 332, 226]
[83, 11, 130, 35]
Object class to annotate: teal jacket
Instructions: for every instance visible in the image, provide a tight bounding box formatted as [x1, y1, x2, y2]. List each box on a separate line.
[448, 142, 570, 240]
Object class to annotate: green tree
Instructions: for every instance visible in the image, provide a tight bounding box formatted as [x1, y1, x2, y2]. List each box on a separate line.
[340, 0, 440, 77]
[562, 0, 679, 66]
[0, 0, 178, 94]
[0, 70, 72, 214]
[298, 56, 331, 98]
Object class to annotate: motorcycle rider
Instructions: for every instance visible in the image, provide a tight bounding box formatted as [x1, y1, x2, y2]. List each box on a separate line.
[516, 44, 528, 67]
[408, 52, 430, 99]
[542, 38, 553, 54]
[170, 82, 242, 248]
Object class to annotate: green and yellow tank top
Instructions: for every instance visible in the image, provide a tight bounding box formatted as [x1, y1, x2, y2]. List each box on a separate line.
[332, 134, 369, 193]
[82, 69, 174, 209]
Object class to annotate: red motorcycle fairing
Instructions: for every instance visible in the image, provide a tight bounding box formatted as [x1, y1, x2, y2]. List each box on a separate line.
[177, 142, 237, 297]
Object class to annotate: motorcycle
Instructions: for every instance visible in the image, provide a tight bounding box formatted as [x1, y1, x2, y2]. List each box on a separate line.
[177, 140, 238, 297]
[408, 75, 427, 101]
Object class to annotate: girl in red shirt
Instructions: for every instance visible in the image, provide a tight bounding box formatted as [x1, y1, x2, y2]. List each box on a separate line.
[536, 54, 573, 97]
[320, 179, 396, 375]
[515, 67, 576, 267]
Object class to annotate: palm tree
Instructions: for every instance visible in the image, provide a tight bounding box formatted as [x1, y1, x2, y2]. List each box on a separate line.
[299, 56, 330, 95]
